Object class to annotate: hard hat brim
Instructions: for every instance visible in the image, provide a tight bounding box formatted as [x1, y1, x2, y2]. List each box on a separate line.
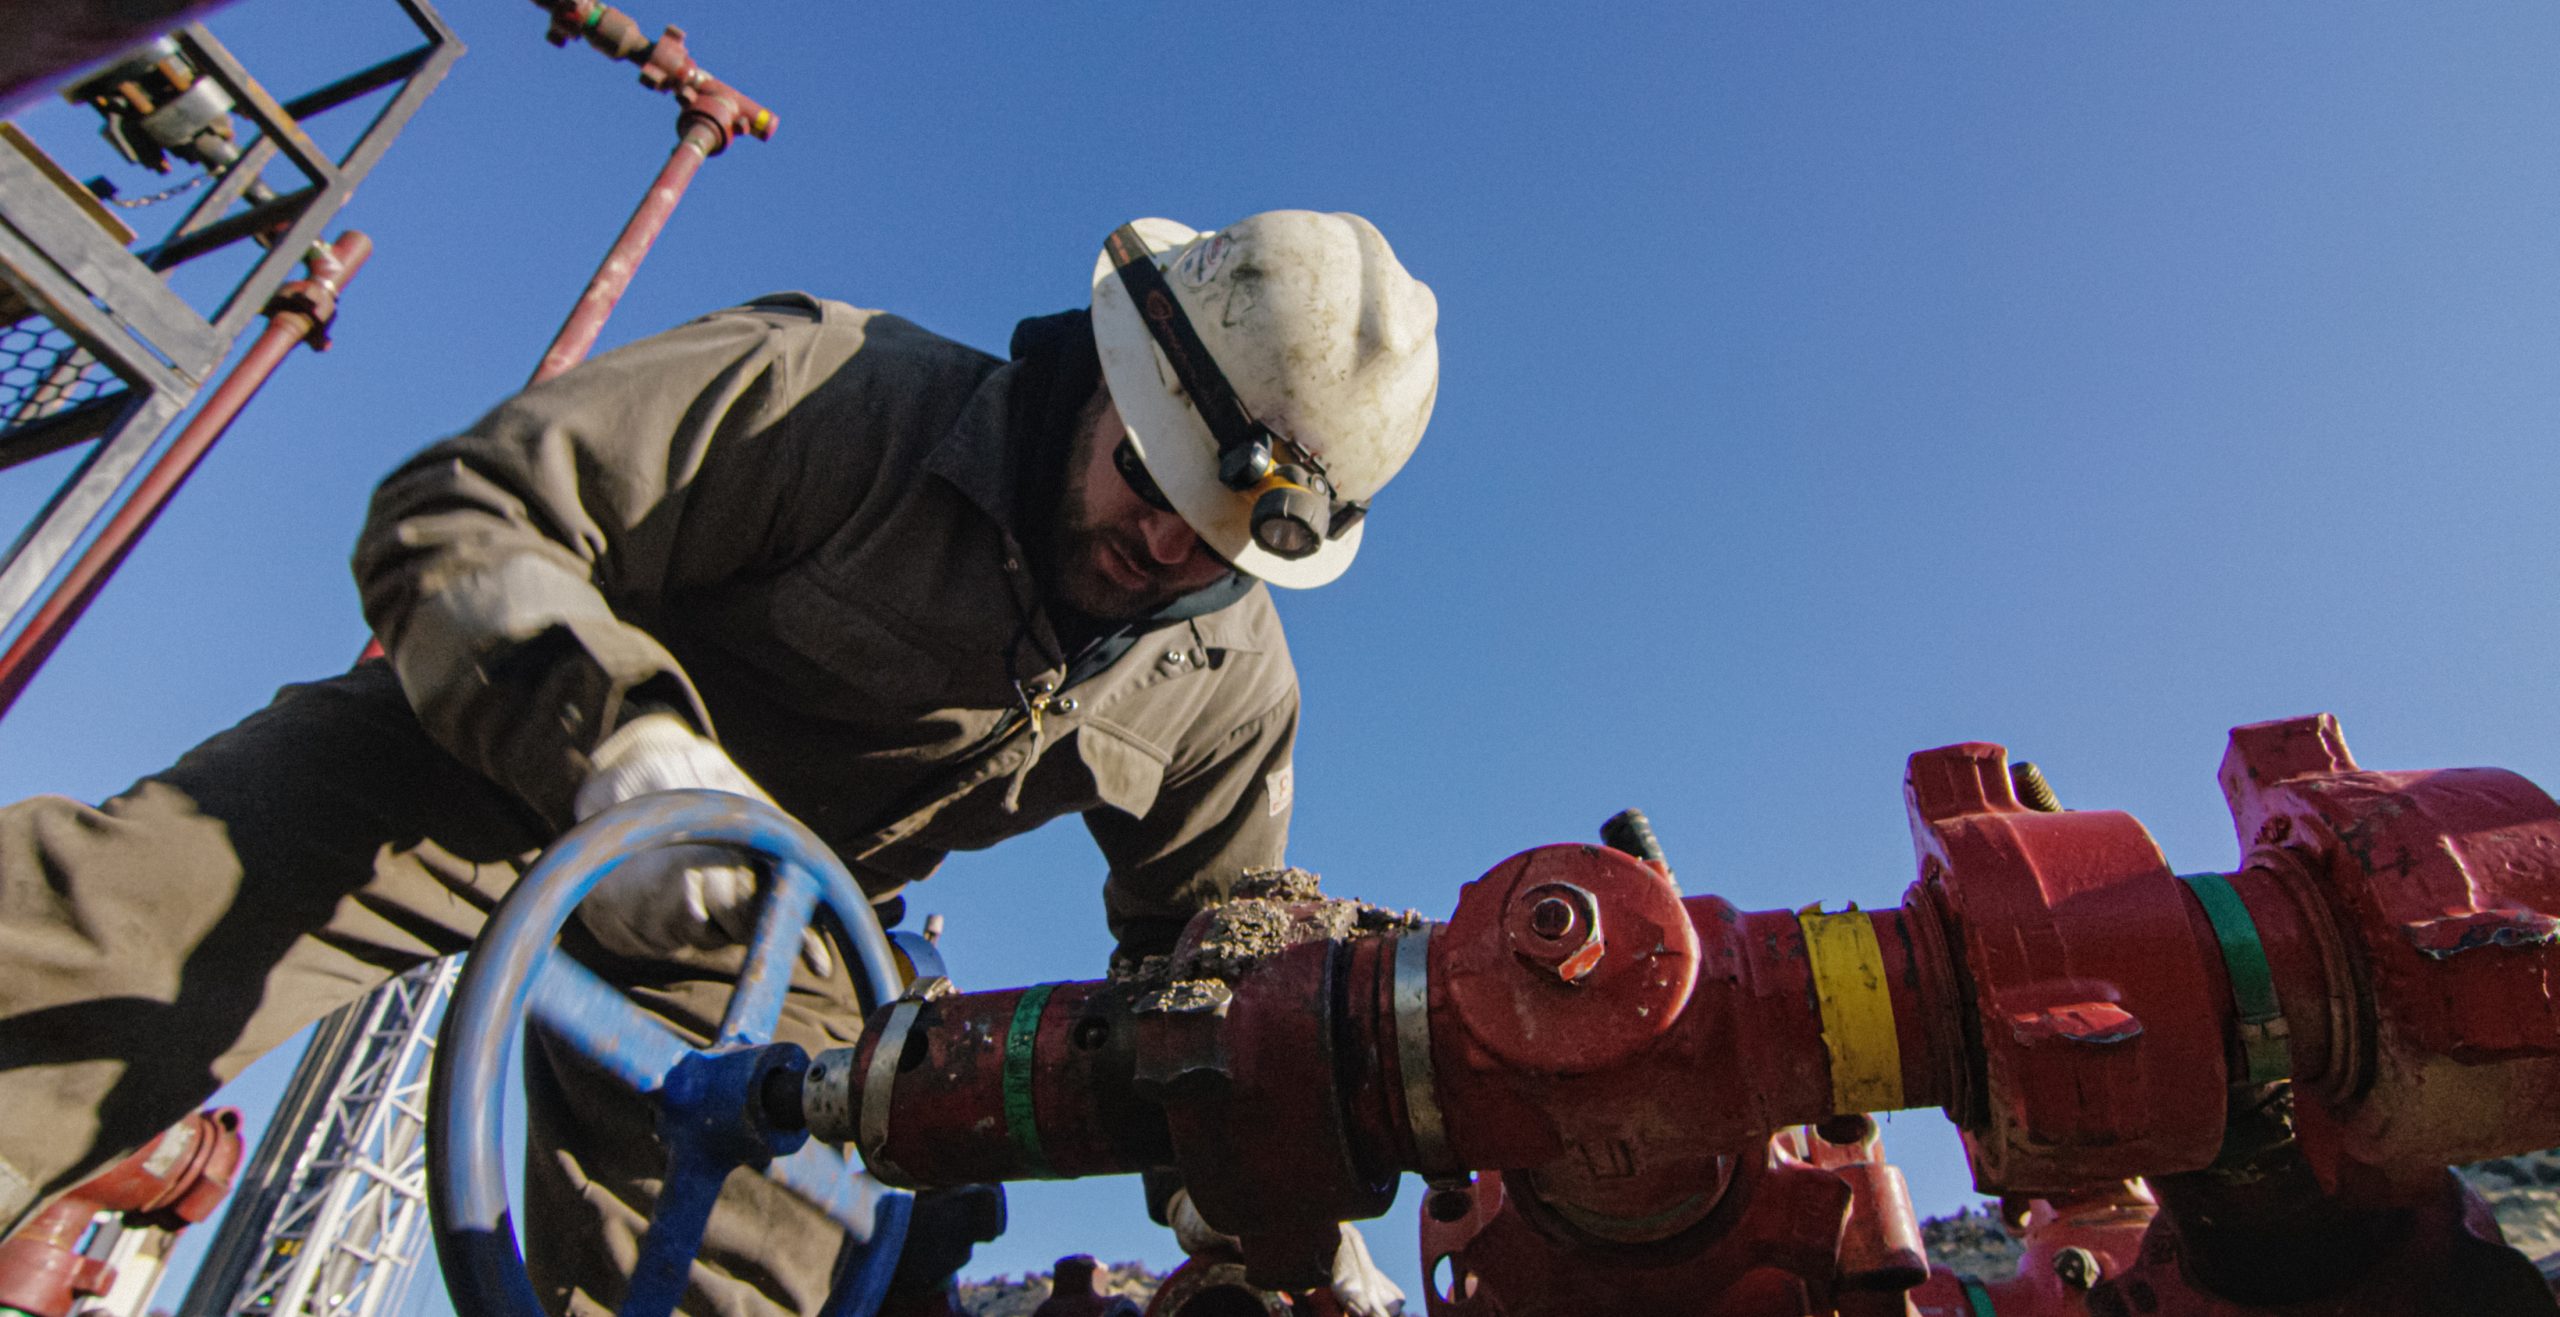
[1090, 219, 1363, 590]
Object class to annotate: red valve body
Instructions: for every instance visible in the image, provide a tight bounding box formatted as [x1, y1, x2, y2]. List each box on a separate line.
[0, 1109, 243, 1317]
[841, 715, 2560, 1306]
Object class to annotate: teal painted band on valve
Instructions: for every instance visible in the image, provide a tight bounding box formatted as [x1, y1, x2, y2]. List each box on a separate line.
[1003, 984, 1060, 1177]
[1961, 1278, 1997, 1316]
[2180, 872, 2292, 1085]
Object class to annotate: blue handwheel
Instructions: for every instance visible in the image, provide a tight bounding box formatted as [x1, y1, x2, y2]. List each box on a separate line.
[428, 789, 913, 1317]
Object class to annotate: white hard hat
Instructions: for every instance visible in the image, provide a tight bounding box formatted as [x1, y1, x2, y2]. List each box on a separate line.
[1090, 210, 1440, 588]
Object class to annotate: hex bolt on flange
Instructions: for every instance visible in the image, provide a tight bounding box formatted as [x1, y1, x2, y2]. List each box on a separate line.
[1509, 881, 1605, 983]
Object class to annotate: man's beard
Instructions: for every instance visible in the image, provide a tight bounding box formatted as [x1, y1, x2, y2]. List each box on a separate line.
[1043, 421, 1163, 620]
[1050, 476, 1184, 621]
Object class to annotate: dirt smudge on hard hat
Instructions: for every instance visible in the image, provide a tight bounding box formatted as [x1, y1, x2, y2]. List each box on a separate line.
[1116, 866, 1423, 1013]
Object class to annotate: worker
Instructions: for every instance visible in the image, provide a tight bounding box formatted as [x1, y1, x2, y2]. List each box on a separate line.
[0, 210, 1436, 1316]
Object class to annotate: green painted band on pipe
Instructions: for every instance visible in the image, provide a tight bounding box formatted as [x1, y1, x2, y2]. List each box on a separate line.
[1003, 983, 1059, 1178]
[1962, 1278, 1997, 1316]
[2181, 872, 2292, 1085]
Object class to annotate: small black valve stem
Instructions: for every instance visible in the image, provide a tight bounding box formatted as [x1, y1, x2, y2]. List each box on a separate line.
[1600, 807, 1675, 885]
[2011, 761, 2063, 813]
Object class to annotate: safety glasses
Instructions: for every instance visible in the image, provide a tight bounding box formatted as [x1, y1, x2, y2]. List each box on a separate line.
[1113, 435, 1176, 513]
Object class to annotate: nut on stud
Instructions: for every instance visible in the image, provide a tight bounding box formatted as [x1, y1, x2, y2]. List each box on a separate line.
[1508, 881, 1605, 983]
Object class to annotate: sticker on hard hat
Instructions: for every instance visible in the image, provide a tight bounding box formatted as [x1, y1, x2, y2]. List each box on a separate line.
[1173, 234, 1232, 288]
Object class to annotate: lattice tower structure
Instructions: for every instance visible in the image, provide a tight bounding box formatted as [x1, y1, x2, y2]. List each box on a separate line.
[177, 960, 456, 1317]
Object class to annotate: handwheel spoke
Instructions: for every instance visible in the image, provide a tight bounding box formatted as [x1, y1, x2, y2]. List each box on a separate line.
[620, 1144, 732, 1317]
[718, 861, 820, 1047]
[822, 1190, 912, 1317]
[530, 957, 696, 1094]
[766, 1141, 899, 1240]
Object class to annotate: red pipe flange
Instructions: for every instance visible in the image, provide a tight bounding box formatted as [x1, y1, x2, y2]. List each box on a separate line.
[1905, 742, 2231, 1188]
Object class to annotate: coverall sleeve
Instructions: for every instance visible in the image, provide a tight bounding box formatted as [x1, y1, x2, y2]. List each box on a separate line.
[353, 299, 855, 825]
[1083, 687, 1299, 966]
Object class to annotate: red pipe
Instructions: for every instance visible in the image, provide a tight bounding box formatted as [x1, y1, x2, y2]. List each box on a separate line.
[0, 233, 369, 718]
[530, 113, 721, 386]
[525, 3, 775, 386]
[0, 1109, 243, 1317]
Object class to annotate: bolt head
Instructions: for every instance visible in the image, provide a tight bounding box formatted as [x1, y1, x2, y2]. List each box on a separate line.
[1507, 882, 1605, 983]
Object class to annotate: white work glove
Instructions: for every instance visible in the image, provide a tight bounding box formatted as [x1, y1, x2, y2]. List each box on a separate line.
[1166, 1189, 1404, 1317]
[1326, 1217, 1405, 1317]
[571, 712, 830, 976]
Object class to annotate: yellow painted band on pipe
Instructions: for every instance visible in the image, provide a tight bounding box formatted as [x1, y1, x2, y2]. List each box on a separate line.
[1798, 910, 1905, 1113]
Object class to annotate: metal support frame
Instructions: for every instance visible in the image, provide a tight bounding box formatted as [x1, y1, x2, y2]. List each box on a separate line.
[177, 959, 458, 1317]
[0, 0, 460, 674]
[10, 10, 790, 1316]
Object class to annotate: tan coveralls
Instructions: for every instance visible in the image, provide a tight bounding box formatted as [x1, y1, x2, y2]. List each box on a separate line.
[0, 296, 1300, 1314]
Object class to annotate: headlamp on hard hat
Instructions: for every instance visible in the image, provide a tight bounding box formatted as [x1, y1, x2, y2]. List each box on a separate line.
[1105, 224, 1366, 561]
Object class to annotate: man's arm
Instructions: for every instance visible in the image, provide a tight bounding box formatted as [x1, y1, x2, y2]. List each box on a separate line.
[1083, 688, 1299, 966]
[1091, 683, 1411, 1317]
[352, 296, 887, 823]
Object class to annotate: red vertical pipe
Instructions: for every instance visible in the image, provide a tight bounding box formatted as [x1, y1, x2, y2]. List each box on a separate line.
[529, 114, 721, 386]
[0, 233, 370, 719]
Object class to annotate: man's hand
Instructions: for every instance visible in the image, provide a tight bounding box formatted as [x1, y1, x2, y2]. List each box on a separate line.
[1164, 1186, 1241, 1263]
[1164, 1189, 1405, 1317]
[1326, 1217, 1405, 1317]
[574, 711, 766, 818]
[571, 712, 829, 975]
[577, 843, 773, 957]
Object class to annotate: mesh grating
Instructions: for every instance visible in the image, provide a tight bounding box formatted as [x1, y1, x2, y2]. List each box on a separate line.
[0, 313, 123, 436]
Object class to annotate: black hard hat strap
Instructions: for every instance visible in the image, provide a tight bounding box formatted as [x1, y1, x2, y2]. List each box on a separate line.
[1104, 224, 1272, 491]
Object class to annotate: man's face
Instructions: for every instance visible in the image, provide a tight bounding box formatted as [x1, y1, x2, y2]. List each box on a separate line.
[1051, 391, 1237, 620]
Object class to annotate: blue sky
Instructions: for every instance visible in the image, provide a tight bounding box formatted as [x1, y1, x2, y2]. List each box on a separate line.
[7, 1, 2560, 1310]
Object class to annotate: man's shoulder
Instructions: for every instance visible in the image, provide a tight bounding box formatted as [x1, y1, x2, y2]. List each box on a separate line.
[706, 294, 987, 347]
[690, 294, 1003, 383]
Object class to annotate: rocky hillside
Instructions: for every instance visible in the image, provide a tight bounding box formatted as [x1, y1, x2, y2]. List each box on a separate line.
[1918, 1202, 2026, 1281]
[959, 1261, 1163, 1317]
[2470, 1150, 2560, 1263]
